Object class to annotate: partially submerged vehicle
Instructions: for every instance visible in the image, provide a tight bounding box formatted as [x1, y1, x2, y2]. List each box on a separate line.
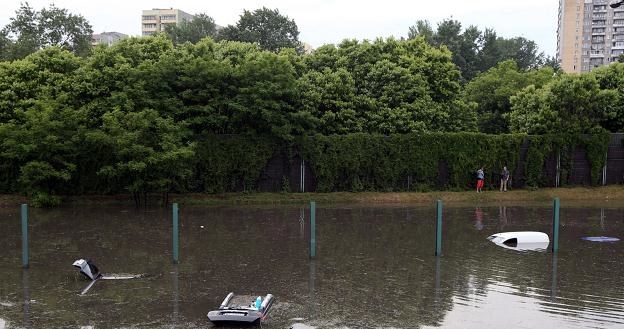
[487, 231, 550, 251]
[72, 259, 144, 295]
[207, 292, 275, 325]
[73, 259, 101, 281]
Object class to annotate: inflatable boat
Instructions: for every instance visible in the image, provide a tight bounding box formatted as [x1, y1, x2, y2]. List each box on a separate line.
[207, 292, 275, 325]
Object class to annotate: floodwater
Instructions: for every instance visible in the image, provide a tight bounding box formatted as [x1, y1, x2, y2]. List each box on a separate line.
[0, 202, 623, 328]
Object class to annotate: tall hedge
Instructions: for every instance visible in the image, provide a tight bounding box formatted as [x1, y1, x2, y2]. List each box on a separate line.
[299, 133, 525, 192]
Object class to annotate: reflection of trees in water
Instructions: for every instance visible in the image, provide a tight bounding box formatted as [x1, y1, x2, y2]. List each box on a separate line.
[0, 205, 622, 328]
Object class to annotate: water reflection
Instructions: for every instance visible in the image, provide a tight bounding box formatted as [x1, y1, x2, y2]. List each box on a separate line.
[0, 318, 5, 329]
[308, 260, 316, 321]
[0, 204, 623, 328]
[474, 207, 484, 230]
[22, 269, 29, 329]
[172, 265, 179, 326]
[551, 254, 558, 301]
[498, 206, 508, 229]
[434, 256, 442, 305]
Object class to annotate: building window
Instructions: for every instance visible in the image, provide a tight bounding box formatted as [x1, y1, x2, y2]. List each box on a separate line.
[143, 24, 157, 29]
[142, 31, 154, 36]
[142, 15, 156, 20]
[160, 15, 177, 21]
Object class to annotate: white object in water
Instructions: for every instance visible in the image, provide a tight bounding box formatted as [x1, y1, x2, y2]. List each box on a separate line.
[73, 259, 100, 280]
[487, 231, 550, 251]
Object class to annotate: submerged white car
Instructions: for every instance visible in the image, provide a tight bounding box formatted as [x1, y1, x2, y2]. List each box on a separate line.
[487, 231, 550, 251]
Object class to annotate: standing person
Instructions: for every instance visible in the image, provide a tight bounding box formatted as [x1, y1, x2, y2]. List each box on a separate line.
[476, 167, 485, 193]
[500, 166, 510, 192]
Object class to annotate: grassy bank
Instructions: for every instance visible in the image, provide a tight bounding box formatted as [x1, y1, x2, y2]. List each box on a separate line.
[3, 186, 623, 207]
[173, 186, 624, 206]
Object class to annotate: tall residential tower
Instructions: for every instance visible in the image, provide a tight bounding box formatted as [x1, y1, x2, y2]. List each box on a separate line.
[557, 0, 624, 73]
[141, 8, 194, 36]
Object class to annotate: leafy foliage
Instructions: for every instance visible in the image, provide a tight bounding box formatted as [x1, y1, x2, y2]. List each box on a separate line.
[164, 13, 218, 45]
[298, 38, 478, 134]
[464, 60, 555, 133]
[1, 3, 92, 60]
[0, 25, 618, 205]
[408, 19, 546, 81]
[509, 74, 616, 134]
[218, 7, 302, 53]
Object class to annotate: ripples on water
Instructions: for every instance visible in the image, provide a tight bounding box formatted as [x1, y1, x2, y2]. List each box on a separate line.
[0, 204, 622, 328]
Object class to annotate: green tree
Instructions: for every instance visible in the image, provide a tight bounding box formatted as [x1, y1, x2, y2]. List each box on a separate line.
[407, 20, 434, 43]
[1, 2, 93, 60]
[407, 19, 545, 81]
[299, 38, 477, 134]
[496, 37, 544, 70]
[217, 7, 302, 53]
[96, 108, 195, 206]
[592, 63, 624, 132]
[542, 56, 561, 72]
[464, 60, 554, 133]
[0, 48, 86, 205]
[164, 13, 218, 45]
[509, 74, 616, 134]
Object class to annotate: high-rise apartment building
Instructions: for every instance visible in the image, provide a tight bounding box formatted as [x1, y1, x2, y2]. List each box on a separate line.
[557, 0, 624, 73]
[141, 8, 194, 36]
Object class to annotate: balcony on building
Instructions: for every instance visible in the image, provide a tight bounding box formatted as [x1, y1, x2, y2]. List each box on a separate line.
[591, 50, 606, 57]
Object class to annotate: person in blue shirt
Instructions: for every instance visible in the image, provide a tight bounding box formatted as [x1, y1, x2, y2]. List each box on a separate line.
[476, 167, 485, 193]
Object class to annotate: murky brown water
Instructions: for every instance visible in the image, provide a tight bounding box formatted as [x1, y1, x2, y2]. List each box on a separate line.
[0, 202, 623, 328]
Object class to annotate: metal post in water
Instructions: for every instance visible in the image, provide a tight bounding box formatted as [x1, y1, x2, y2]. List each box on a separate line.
[310, 201, 316, 258]
[435, 200, 443, 256]
[21, 204, 28, 268]
[603, 152, 607, 186]
[552, 198, 560, 253]
[173, 203, 179, 264]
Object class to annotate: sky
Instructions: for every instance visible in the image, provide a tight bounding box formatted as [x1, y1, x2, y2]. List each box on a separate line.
[0, 0, 559, 56]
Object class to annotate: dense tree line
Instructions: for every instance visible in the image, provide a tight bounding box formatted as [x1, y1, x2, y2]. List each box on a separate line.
[0, 35, 477, 204]
[2, 4, 624, 205]
[408, 19, 556, 82]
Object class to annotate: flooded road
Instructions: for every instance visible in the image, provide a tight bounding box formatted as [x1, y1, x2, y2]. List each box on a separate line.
[0, 203, 623, 328]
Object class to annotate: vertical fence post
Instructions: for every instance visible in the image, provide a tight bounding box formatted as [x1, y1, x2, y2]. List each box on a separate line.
[310, 201, 316, 258]
[173, 203, 179, 264]
[21, 204, 28, 268]
[556, 152, 560, 188]
[552, 198, 560, 253]
[603, 152, 607, 186]
[435, 200, 443, 256]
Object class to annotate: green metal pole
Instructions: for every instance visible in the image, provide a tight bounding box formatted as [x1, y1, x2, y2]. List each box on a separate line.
[21, 204, 28, 268]
[310, 201, 316, 258]
[435, 200, 443, 256]
[173, 203, 179, 264]
[552, 198, 560, 253]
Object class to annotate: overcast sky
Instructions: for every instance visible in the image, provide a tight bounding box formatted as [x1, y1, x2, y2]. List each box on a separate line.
[0, 0, 558, 56]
